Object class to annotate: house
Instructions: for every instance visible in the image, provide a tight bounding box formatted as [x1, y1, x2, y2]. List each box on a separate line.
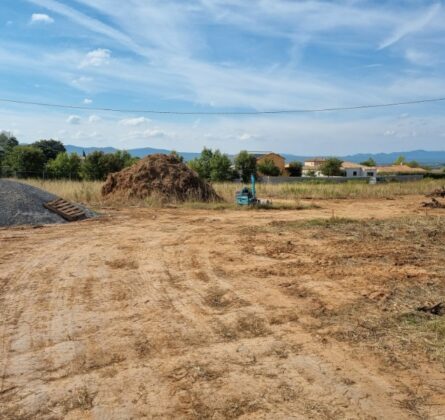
[302, 157, 327, 177]
[249, 152, 286, 175]
[341, 161, 377, 178]
[303, 158, 377, 178]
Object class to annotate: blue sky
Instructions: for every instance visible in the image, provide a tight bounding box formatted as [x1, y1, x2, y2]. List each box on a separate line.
[0, 0, 445, 154]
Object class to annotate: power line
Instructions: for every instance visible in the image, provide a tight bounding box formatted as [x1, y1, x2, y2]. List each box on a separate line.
[0, 96, 444, 115]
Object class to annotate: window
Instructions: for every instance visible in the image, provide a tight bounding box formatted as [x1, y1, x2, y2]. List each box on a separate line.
[367, 172, 374, 177]
[353, 171, 357, 176]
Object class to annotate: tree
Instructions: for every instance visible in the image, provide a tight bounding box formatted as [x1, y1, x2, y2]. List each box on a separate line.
[189, 148, 214, 180]
[406, 160, 419, 168]
[234, 151, 257, 183]
[81, 151, 108, 180]
[287, 161, 303, 177]
[5, 146, 46, 177]
[209, 150, 235, 182]
[81, 150, 137, 181]
[394, 155, 406, 165]
[360, 157, 376, 167]
[320, 157, 344, 177]
[258, 159, 281, 176]
[170, 150, 184, 163]
[32, 139, 66, 162]
[46, 152, 82, 179]
[0, 131, 18, 165]
[189, 148, 234, 181]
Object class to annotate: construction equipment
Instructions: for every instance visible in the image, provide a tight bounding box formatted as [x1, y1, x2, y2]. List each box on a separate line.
[235, 174, 260, 206]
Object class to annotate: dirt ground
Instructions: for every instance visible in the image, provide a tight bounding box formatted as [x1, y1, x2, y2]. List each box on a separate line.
[1, 195, 444, 419]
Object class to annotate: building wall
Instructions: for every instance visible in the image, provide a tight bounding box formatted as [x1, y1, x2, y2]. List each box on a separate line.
[343, 167, 377, 178]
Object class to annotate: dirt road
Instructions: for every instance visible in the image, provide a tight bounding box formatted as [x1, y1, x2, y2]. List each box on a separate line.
[1, 197, 444, 419]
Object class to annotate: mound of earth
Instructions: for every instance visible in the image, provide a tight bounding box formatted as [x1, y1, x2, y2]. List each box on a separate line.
[0, 179, 95, 227]
[101, 154, 221, 202]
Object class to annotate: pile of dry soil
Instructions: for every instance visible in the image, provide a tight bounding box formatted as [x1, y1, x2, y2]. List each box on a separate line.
[102, 154, 221, 202]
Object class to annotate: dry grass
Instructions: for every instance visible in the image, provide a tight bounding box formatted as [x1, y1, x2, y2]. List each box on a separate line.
[106, 258, 139, 270]
[18, 178, 445, 208]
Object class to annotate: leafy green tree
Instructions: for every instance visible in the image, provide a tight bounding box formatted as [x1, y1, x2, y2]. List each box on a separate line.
[209, 150, 235, 181]
[394, 155, 406, 165]
[287, 161, 303, 177]
[170, 150, 184, 163]
[320, 157, 344, 176]
[189, 148, 234, 181]
[81, 150, 137, 181]
[5, 146, 46, 177]
[114, 150, 138, 168]
[81, 151, 108, 180]
[32, 139, 66, 162]
[46, 152, 82, 179]
[258, 159, 281, 176]
[360, 157, 377, 167]
[406, 160, 419, 168]
[235, 151, 257, 183]
[189, 148, 214, 180]
[0, 131, 18, 165]
[0, 131, 18, 152]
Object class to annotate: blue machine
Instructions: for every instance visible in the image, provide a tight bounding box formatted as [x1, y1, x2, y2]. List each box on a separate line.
[236, 174, 259, 206]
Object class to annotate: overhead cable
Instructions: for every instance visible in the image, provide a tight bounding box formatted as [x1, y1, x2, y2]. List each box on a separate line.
[0, 96, 444, 115]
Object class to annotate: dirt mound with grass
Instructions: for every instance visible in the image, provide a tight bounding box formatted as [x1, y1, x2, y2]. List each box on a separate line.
[101, 154, 221, 203]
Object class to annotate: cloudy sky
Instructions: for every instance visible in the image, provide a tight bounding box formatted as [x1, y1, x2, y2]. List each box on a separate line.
[0, 0, 444, 154]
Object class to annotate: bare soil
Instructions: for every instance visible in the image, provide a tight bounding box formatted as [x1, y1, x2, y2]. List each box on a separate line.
[1, 195, 444, 419]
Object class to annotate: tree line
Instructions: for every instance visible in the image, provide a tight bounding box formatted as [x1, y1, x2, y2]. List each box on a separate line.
[1, 131, 439, 182]
[0, 132, 137, 180]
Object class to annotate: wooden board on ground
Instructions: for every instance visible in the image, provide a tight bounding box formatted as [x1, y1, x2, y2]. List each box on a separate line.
[43, 198, 86, 222]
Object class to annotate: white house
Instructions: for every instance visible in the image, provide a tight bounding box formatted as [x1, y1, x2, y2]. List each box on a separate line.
[341, 161, 377, 178]
[302, 158, 377, 178]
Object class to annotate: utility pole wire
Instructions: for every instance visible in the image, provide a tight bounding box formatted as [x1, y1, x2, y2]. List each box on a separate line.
[0, 96, 444, 115]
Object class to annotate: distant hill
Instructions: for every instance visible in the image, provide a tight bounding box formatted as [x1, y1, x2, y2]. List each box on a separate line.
[65, 145, 200, 161]
[65, 145, 445, 166]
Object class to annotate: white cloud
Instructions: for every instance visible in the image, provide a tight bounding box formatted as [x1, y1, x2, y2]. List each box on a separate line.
[80, 48, 111, 68]
[379, 3, 441, 49]
[67, 115, 81, 125]
[238, 133, 255, 141]
[70, 76, 94, 92]
[30, 13, 54, 24]
[88, 115, 101, 123]
[83, 98, 93, 104]
[119, 117, 150, 127]
[384, 130, 396, 136]
[142, 128, 166, 139]
[405, 49, 435, 66]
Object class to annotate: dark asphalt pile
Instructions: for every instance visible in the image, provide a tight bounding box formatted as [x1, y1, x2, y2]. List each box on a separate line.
[0, 179, 94, 227]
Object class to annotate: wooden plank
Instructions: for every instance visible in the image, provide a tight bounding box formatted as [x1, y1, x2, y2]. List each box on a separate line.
[43, 199, 87, 222]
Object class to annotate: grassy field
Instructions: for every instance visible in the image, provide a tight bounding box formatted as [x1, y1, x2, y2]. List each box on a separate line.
[18, 178, 444, 207]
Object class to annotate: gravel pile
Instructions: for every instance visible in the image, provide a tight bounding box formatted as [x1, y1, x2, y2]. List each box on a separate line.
[0, 179, 94, 227]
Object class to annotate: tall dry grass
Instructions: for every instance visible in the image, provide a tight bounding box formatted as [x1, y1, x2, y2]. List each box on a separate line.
[18, 178, 444, 208]
[213, 179, 444, 201]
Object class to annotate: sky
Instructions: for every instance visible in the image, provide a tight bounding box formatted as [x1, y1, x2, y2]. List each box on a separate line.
[0, 0, 445, 155]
